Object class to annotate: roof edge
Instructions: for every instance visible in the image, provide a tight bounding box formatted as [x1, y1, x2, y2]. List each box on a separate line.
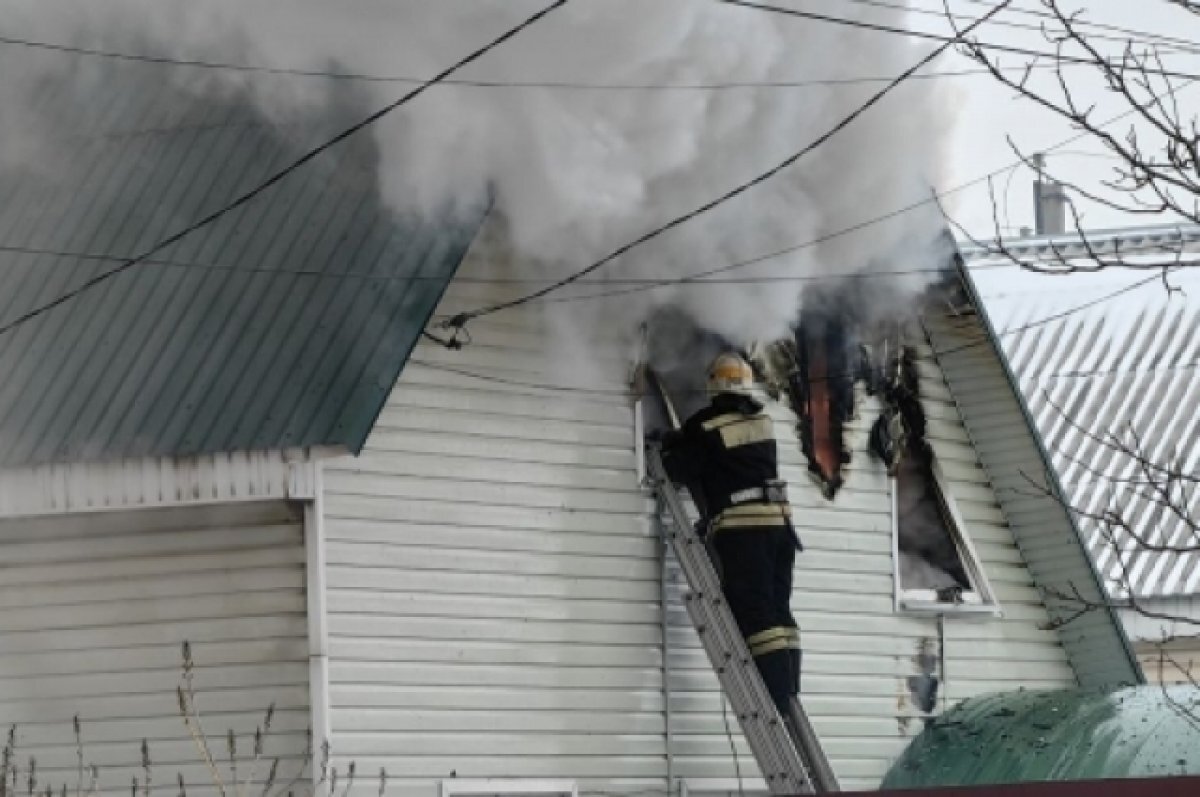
[345, 196, 494, 457]
[951, 255, 1144, 685]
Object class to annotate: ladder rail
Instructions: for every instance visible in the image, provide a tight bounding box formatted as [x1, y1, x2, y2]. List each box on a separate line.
[661, 521, 807, 793]
[787, 699, 840, 794]
[648, 445, 820, 795]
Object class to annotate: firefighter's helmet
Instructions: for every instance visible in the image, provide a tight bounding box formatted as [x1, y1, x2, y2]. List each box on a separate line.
[707, 352, 754, 397]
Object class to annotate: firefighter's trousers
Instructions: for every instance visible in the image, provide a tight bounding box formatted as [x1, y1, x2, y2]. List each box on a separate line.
[712, 523, 800, 717]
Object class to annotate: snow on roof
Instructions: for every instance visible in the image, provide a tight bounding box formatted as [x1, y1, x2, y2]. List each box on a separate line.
[965, 226, 1200, 598]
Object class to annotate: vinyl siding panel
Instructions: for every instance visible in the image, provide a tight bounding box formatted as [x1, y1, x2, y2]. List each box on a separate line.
[323, 240, 1076, 795]
[0, 501, 309, 795]
[325, 238, 665, 797]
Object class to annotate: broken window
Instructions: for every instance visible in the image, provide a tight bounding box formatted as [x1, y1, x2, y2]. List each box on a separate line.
[795, 320, 856, 498]
[870, 346, 998, 614]
[756, 318, 862, 500]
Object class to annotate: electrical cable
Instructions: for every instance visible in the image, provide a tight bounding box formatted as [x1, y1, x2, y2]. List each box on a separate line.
[18, 240, 1193, 288]
[844, 0, 1200, 55]
[2, 3, 1188, 333]
[720, 695, 745, 797]
[441, 1, 1012, 330]
[410, 270, 1178, 399]
[934, 269, 1174, 358]
[719, 0, 1200, 82]
[923, 0, 1200, 53]
[0, 0, 569, 340]
[428, 78, 1196, 317]
[0, 31, 1098, 91]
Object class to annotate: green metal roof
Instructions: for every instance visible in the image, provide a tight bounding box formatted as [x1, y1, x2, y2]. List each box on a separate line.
[882, 687, 1200, 789]
[0, 58, 484, 467]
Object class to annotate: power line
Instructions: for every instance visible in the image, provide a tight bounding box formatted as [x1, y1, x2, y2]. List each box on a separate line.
[719, 0, 1200, 82]
[933, 269, 1173, 360]
[411, 350, 1192, 399]
[921, 0, 1200, 54]
[1046, 361, 1200, 380]
[426, 77, 1195, 316]
[850, 0, 1200, 55]
[413, 271, 1169, 398]
[0, 0, 569, 340]
[5, 240, 1191, 307]
[0, 29, 1098, 92]
[1, 0, 1195, 90]
[440, 1, 1012, 330]
[20, 240, 1187, 289]
[0, 4, 1185, 330]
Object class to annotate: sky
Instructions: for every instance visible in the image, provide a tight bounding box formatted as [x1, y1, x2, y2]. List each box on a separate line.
[918, 0, 1200, 329]
[935, 0, 1200, 236]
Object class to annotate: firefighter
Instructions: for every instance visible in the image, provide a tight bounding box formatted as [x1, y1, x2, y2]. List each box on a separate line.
[659, 352, 802, 718]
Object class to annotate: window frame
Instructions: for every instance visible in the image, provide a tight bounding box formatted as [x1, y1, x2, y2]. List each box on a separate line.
[890, 451, 1002, 618]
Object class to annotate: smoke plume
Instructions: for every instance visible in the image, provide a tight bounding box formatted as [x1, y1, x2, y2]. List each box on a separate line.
[0, 0, 957, 349]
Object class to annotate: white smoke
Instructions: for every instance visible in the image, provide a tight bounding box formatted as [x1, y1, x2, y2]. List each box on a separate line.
[0, 0, 958, 347]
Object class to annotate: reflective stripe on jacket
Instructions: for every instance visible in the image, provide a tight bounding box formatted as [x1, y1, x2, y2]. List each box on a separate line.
[661, 393, 791, 532]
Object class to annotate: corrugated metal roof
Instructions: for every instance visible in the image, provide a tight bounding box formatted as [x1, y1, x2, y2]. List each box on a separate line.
[0, 58, 484, 467]
[1007, 303, 1199, 598]
[881, 686, 1200, 789]
[964, 232, 1200, 598]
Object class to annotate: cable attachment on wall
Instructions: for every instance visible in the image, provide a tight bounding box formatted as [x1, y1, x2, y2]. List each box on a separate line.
[441, 312, 477, 341]
[421, 322, 472, 351]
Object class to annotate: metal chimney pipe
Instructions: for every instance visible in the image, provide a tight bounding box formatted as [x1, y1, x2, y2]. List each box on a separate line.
[1031, 153, 1068, 236]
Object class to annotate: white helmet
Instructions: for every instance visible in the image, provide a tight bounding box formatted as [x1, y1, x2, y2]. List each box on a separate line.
[707, 352, 754, 398]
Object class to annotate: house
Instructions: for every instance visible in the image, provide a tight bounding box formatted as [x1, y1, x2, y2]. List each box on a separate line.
[962, 227, 1200, 685]
[0, 60, 1145, 796]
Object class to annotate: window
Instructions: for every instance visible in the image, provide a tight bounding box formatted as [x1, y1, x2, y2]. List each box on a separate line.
[892, 447, 999, 616]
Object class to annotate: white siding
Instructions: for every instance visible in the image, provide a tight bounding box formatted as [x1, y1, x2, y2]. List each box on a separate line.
[0, 501, 310, 795]
[324, 248, 1076, 795]
[325, 253, 664, 797]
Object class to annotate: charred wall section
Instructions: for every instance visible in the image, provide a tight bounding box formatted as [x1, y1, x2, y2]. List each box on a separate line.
[637, 269, 979, 599]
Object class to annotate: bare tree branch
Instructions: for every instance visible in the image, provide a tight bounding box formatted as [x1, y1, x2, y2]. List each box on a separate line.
[944, 0, 1200, 278]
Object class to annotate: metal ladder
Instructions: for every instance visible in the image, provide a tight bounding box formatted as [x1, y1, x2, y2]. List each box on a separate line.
[647, 444, 840, 795]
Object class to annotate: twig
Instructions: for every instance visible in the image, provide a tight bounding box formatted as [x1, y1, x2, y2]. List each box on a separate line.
[177, 643, 228, 797]
[245, 705, 275, 797]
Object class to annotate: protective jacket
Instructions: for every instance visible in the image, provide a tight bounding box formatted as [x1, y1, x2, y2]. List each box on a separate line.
[661, 393, 798, 541]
